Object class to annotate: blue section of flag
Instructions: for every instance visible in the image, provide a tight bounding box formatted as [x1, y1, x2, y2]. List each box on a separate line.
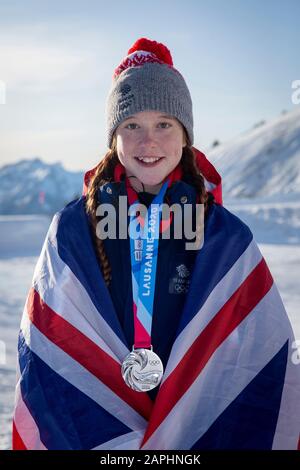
[18, 331, 132, 450]
[191, 341, 288, 449]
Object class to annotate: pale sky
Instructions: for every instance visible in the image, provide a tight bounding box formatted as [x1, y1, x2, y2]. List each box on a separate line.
[0, 0, 299, 171]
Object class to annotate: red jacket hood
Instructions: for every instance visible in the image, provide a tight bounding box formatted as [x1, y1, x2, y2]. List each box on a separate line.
[82, 147, 222, 205]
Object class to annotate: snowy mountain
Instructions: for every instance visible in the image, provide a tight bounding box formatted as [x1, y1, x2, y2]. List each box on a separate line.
[0, 158, 84, 215]
[206, 107, 300, 201]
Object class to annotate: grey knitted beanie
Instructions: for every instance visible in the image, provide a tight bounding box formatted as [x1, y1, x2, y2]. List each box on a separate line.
[105, 38, 193, 149]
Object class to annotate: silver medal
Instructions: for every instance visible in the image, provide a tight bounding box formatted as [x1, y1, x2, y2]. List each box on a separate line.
[121, 347, 164, 392]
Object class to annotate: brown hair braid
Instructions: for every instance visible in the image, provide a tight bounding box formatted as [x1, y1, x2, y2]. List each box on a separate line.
[85, 141, 119, 286]
[85, 138, 211, 286]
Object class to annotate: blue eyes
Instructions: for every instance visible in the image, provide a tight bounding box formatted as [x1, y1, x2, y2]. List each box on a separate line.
[125, 122, 171, 130]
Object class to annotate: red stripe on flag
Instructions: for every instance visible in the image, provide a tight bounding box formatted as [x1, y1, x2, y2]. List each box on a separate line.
[142, 257, 273, 446]
[26, 288, 153, 420]
[12, 420, 27, 450]
[134, 301, 151, 349]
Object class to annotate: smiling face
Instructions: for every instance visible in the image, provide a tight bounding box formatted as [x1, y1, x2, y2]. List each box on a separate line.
[114, 110, 187, 193]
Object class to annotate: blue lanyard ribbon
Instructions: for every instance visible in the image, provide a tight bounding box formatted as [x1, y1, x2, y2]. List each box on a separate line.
[129, 181, 169, 348]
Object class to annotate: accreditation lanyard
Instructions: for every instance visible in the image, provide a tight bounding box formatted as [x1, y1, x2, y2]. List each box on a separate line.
[127, 180, 169, 349]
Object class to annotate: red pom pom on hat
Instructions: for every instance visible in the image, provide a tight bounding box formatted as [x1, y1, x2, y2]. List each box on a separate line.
[127, 38, 173, 66]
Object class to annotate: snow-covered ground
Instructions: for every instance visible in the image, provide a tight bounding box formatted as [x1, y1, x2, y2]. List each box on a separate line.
[226, 201, 300, 341]
[0, 215, 50, 450]
[0, 256, 40, 450]
[0, 203, 299, 450]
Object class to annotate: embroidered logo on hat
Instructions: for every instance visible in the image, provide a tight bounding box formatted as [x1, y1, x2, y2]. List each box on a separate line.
[120, 84, 132, 96]
[118, 83, 134, 111]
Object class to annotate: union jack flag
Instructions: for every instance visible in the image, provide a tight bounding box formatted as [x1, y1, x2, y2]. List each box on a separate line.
[12, 195, 300, 450]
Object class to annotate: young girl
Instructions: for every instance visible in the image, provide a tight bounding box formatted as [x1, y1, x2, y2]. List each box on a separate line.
[13, 38, 299, 450]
